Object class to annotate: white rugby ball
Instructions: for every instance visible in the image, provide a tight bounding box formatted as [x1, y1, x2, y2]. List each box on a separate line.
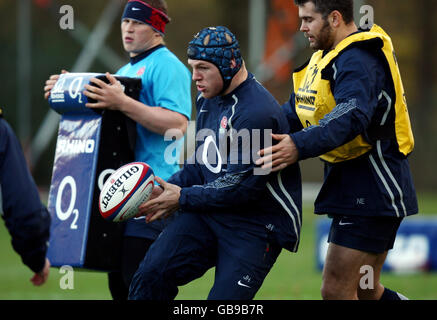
[99, 162, 154, 222]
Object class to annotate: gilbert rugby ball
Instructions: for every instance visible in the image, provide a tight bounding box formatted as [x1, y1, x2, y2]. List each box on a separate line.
[99, 162, 154, 222]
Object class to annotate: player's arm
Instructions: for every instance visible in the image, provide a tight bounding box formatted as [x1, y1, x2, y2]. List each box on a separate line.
[0, 120, 51, 285]
[140, 113, 277, 221]
[257, 49, 384, 170]
[139, 176, 181, 223]
[137, 154, 204, 221]
[137, 135, 205, 220]
[179, 114, 277, 212]
[289, 49, 384, 160]
[141, 151, 269, 223]
[167, 153, 204, 187]
[83, 73, 188, 136]
[138, 129, 204, 220]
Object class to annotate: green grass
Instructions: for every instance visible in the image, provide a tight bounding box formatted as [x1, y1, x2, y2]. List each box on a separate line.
[1, 192, 436, 300]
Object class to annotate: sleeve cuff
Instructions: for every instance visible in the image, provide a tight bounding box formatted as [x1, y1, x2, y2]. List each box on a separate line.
[289, 132, 306, 161]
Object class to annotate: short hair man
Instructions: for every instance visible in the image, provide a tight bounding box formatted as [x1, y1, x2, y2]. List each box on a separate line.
[257, 0, 417, 300]
[0, 109, 51, 286]
[44, 0, 192, 300]
[128, 26, 302, 300]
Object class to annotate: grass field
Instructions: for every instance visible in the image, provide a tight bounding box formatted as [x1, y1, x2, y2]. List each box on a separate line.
[1, 192, 436, 300]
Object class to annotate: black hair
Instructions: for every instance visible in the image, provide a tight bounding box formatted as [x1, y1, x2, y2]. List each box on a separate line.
[294, 0, 354, 24]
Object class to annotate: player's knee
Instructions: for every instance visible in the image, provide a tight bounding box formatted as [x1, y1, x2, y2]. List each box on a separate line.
[321, 281, 358, 300]
[322, 267, 340, 288]
[129, 265, 177, 300]
[128, 267, 155, 298]
[321, 270, 355, 300]
[321, 281, 336, 300]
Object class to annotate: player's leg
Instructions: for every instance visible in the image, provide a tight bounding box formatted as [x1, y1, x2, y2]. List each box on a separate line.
[356, 250, 387, 300]
[354, 249, 408, 300]
[321, 215, 404, 300]
[128, 212, 216, 300]
[107, 272, 127, 301]
[107, 236, 153, 300]
[357, 216, 408, 300]
[321, 243, 369, 299]
[121, 237, 154, 289]
[207, 226, 282, 300]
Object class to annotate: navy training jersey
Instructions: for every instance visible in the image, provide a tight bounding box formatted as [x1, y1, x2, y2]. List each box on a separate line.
[282, 45, 418, 218]
[0, 118, 51, 273]
[168, 73, 302, 252]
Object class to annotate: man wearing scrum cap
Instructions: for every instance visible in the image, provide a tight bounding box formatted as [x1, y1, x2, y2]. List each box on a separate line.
[129, 26, 302, 300]
[44, 0, 191, 300]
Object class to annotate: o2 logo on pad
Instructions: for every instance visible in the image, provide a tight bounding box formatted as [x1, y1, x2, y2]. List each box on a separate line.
[50, 74, 94, 105]
[67, 76, 85, 104]
[55, 176, 79, 230]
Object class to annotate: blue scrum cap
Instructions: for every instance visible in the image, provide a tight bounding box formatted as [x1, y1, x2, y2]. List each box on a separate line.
[187, 26, 242, 92]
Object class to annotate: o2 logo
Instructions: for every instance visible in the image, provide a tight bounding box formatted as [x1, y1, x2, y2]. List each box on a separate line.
[55, 176, 79, 230]
[54, 169, 115, 230]
[67, 77, 84, 104]
[50, 75, 88, 104]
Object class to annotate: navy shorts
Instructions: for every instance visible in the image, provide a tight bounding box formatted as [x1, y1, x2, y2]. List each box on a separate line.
[327, 215, 403, 254]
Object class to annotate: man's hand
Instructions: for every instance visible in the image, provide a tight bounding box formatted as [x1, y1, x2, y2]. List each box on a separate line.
[256, 134, 299, 172]
[30, 258, 50, 286]
[137, 176, 181, 223]
[43, 70, 68, 99]
[134, 183, 164, 218]
[84, 72, 128, 111]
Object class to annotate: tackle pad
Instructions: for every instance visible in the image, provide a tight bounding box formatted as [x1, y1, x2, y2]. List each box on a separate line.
[46, 73, 141, 271]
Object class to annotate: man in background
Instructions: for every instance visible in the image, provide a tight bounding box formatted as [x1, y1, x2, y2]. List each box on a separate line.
[44, 0, 192, 299]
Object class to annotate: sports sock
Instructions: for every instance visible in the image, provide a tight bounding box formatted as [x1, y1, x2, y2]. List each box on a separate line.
[380, 288, 409, 300]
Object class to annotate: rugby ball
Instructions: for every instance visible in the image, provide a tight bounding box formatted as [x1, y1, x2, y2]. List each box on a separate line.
[99, 162, 154, 222]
